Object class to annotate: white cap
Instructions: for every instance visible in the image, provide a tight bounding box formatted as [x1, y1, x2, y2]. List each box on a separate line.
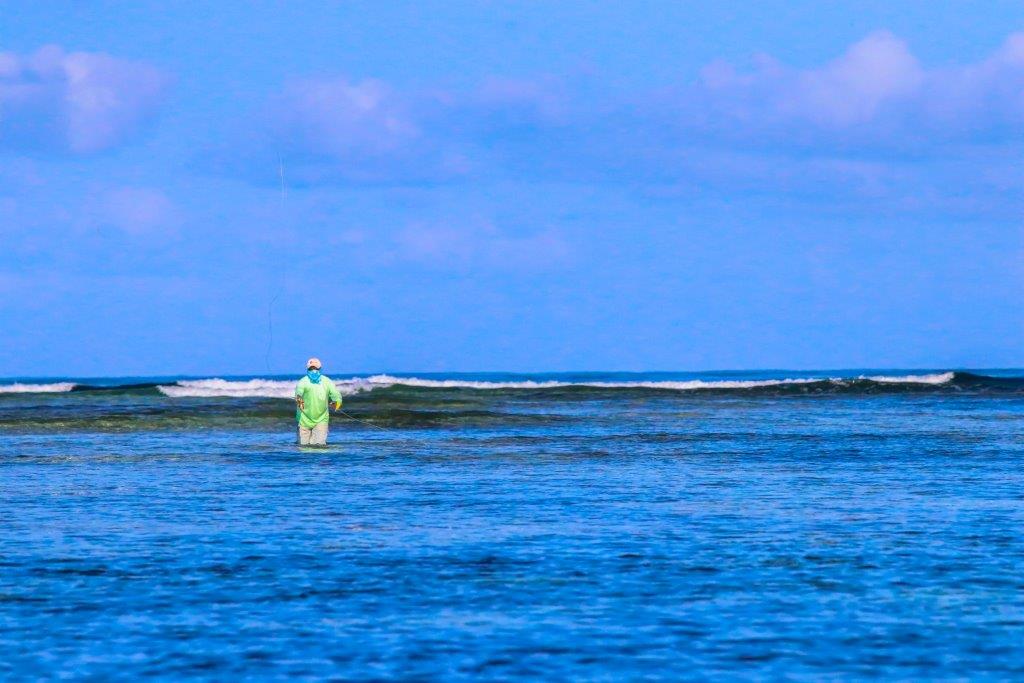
[306, 357, 322, 370]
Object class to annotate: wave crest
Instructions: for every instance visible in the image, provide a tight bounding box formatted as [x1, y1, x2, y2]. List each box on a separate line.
[862, 372, 954, 384]
[363, 374, 826, 391]
[0, 382, 76, 394]
[153, 371, 960, 398]
[157, 378, 377, 398]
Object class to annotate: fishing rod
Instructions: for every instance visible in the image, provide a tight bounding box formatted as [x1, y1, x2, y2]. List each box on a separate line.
[270, 154, 386, 434]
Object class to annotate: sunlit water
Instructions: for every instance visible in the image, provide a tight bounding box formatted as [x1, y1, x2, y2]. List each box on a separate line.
[2, 372, 1023, 678]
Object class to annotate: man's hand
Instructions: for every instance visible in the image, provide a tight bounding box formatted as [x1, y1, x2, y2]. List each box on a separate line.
[333, 401, 342, 412]
[296, 397, 305, 411]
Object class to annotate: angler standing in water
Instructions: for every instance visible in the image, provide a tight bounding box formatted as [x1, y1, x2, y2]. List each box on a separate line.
[295, 357, 342, 446]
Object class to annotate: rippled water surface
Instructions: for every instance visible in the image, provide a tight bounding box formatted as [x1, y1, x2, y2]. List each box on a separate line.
[2, 371, 1024, 679]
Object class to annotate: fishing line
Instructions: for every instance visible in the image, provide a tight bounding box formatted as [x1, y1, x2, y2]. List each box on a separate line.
[264, 290, 282, 374]
[338, 409, 390, 431]
[264, 155, 287, 374]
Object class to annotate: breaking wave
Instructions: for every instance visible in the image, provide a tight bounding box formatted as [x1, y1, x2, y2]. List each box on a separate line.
[144, 371, 1002, 398]
[155, 375, 837, 398]
[0, 382, 76, 394]
[360, 374, 827, 391]
[158, 379, 294, 399]
[5, 371, 1017, 399]
[157, 378, 379, 398]
[862, 372, 954, 384]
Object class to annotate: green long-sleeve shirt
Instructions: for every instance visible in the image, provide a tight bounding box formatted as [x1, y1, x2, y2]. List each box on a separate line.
[295, 376, 342, 428]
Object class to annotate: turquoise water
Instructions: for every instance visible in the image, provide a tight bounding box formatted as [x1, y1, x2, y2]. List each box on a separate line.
[2, 371, 1023, 678]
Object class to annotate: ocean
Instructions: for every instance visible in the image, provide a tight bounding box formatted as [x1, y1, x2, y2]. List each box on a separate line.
[2, 370, 1023, 679]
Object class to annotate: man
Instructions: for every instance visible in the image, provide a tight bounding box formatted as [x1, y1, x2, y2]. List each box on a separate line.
[295, 357, 342, 446]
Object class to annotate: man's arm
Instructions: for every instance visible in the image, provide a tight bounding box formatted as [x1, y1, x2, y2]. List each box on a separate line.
[295, 382, 305, 411]
[327, 380, 342, 411]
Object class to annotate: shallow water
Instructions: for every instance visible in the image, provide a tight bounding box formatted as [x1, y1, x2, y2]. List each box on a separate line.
[2, 372, 1024, 678]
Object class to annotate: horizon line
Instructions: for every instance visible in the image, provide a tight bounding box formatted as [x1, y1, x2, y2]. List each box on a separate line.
[2, 367, 1021, 382]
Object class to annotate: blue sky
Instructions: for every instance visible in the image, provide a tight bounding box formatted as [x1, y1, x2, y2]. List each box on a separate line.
[1, 1, 1022, 376]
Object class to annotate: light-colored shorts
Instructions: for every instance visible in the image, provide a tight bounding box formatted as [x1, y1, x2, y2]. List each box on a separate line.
[297, 422, 329, 446]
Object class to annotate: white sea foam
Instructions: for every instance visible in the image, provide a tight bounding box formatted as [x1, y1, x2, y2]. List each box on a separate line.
[0, 382, 76, 393]
[156, 377, 378, 398]
[154, 372, 957, 398]
[363, 374, 826, 391]
[157, 379, 294, 398]
[862, 372, 954, 384]
[157, 375, 831, 397]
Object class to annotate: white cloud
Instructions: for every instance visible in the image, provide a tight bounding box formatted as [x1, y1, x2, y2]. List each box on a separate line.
[0, 45, 168, 154]
[692, 30, 1024, 146]
[392, 220, 570, 269]
[700, 32, 923, 129]
[276, 77, 418, 157]
[220, 31, 1024, 216]
[789, 31, 923, 127]
[90, 187, 180, 236]
[268, 76, 470, 184]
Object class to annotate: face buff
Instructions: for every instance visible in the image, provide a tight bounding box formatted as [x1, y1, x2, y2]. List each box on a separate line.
[307, 369, 322, 384]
